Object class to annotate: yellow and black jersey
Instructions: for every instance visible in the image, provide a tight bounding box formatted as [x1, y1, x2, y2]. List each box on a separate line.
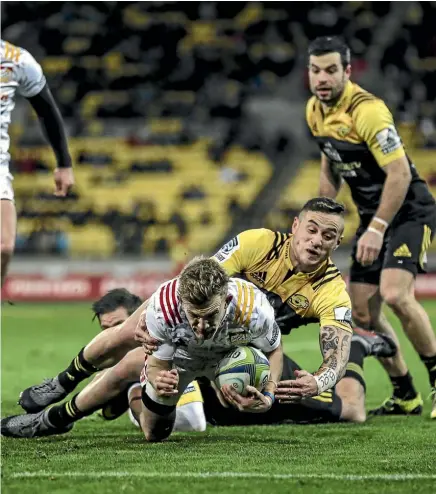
[306, 81, 435, 221]
[213, 228, 352, 334]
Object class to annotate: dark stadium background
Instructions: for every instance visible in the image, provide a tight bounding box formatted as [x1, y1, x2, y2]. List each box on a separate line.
[2, 1, 435, 301]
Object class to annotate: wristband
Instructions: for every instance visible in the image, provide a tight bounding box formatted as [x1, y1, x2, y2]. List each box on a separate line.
[367, 227, 384, 239]
[372, 217, 389, 228]
[314, 368, 338, 394]
[262, 391, 275, 405]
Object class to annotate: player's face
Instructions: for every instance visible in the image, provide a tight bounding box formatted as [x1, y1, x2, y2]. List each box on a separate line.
[291, 211, 343, 270]
[309, 52, 351, 106]
[99, 307, 130, 330]
[184, 295, 227, 341]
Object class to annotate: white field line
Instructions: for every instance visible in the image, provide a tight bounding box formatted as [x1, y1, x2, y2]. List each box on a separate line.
[7, 471, 436, 481]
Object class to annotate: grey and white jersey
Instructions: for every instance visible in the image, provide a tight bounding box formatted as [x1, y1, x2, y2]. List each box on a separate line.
[0, 40, 46, 176]
[145, 277, 281, 374]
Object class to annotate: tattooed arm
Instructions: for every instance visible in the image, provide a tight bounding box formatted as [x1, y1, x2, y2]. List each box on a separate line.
[276, 325, 351, 401]
[313, 325, 351, 393]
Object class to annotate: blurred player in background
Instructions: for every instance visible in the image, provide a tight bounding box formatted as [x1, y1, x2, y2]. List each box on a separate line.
[306, 36, 436, 418]
[0, 39, 74, 286]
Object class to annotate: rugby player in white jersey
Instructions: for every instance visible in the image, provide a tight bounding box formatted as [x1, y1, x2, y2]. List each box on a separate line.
[0, 40, 74, 285]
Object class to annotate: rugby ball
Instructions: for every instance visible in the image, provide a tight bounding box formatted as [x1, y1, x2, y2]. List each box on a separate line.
[215, 346, 270, 396]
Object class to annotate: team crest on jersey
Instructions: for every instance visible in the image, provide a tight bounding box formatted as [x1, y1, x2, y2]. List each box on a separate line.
[214, 237, 239, 262]
[288, 294, 309, 310]
[338, 126, 351, 137]
[0, 65, 13, 84]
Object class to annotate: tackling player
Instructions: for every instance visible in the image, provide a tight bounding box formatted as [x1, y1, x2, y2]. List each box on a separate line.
[306, 36, 436, 418]
[0, 40, 74, 286]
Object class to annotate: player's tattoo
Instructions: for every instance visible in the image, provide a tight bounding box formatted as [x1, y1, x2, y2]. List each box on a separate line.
[317, 326, 351, 381]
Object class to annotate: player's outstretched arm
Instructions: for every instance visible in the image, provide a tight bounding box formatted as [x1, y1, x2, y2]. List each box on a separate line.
[276, 325, 351, 402]
[28, 85, 74, 196]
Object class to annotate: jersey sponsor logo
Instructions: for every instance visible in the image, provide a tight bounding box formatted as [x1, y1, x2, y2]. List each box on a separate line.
[288, 294, 309, 310]
[376, 125, 402, 155]
[393, 244, 412, 258]
[229, 330, 250, 345]
[334, 306, 352, 325]
[267, 323, 280, 346]
[213, 237, 239, 262]
[322, 142, 342, 162]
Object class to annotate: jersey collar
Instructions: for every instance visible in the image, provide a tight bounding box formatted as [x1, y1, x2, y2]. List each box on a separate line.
[324, 80, 353, 115]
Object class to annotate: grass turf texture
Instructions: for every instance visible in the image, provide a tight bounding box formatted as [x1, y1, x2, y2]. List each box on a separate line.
[2, 302, 436, 494]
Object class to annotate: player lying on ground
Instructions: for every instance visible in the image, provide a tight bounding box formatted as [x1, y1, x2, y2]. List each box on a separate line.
[89, 288, 206, 431]
[2, 258, 285, 439]
[307, 36, 436, 418]
[17, 197, 355, 415]
[0, 39, 74, 286]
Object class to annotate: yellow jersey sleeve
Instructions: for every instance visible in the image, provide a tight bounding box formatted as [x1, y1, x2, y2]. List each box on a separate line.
[354, 100, 406, 166]
[309, 277, 353, 333]
[212, 229, 276, 276]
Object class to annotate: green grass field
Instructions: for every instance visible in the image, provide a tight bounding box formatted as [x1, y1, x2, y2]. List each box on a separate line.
[2, 302, 436, 494]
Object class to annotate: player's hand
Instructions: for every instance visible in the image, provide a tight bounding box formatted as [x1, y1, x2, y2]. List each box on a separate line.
[154, 369, 179, 397]
[276, 370, 318, 403]
[134, 313, 160, 355]
[220, 384, 273, 413]
[210, 381, 229, 408]
[54, 167, 74, 197]
[356, 230, 384, 267]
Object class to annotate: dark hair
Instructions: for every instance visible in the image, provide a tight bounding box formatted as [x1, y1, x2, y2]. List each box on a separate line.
[308, 36, 351, 68]
[92, 288, 143, 321]
[300, 197, 345, 216]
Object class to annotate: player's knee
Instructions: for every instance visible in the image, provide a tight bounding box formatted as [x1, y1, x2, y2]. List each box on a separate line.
[380, 286, 409, 310]
[1, 240, 14, 258]
[341, 403, 366, 423]
[351, 308, 372, 329]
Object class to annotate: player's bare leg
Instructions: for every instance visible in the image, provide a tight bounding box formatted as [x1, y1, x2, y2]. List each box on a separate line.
[349, 282, 408, 377]
[1, 199, 16, 287]
[336, 377, 365, 423]
[380, 268, 436, 417]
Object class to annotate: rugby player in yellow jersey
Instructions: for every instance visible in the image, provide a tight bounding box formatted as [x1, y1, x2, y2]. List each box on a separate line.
[306, 36, 436, 418]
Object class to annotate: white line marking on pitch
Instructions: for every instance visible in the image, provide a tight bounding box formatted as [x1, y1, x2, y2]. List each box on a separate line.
[8, 472, 436, 481]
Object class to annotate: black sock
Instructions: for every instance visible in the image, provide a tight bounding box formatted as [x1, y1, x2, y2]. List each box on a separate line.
[46, 394, 87, 428]
[419, 354, 436, 387]
[390, 372, 418, 400]
[57, 348, 98, 392]
[343, 340, 366, 391]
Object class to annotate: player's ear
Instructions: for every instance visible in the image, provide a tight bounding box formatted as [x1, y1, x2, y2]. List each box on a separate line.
[291, 217, 299, 234]
[334, 235, 343, 250]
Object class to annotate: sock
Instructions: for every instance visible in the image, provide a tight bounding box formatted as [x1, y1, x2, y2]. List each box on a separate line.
[46, 393, 101, 428]
[390, 372, 418, 400]
[57, 348, 98, 392]
[419, 354, 436, 387]
[343, 340, 366, 391]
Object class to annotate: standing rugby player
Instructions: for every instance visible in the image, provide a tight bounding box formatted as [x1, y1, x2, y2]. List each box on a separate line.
[306, 36, 436, 418]
[1, 40, 74, 285]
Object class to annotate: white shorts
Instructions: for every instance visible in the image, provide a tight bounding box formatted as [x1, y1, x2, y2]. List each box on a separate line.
[0, 174, 14, 201]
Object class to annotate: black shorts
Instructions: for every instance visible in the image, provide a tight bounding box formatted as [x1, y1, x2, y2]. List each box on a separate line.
[199, 355, 342, 426]
[350, 209, 436, 286]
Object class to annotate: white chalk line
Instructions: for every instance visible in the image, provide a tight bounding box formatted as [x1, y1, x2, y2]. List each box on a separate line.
[7, 471, 436, 481]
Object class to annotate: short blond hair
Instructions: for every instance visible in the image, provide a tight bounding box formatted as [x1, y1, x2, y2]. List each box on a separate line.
[178, 256, 229, 306]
